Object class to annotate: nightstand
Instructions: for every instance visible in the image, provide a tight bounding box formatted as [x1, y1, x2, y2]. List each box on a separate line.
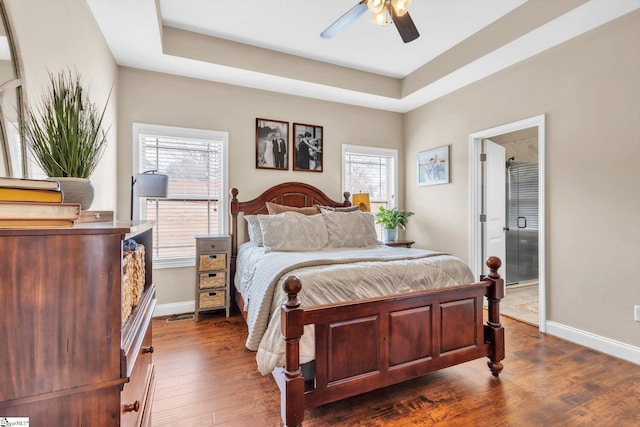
[195, 235, 231, 320]
[385, 240, 415, 248]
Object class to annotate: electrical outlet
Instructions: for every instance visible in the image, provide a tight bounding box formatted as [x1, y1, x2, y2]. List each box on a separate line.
[635, 305, 640, 322]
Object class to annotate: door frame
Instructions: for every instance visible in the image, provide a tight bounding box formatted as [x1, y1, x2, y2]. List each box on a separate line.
[468, 114, 546, 332]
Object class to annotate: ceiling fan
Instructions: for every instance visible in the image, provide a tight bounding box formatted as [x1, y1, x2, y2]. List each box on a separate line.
[321, 0, 419, 44]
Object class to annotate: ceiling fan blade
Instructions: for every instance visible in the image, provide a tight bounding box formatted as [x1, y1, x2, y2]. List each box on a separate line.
[390, 7, 420, 43]
[321, 0, 368, 39]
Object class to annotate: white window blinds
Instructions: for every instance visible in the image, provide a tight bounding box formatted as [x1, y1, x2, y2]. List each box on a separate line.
[136, 124, 228, 263]
[343, 144, 397, 209]
[342, 145, 398, 238]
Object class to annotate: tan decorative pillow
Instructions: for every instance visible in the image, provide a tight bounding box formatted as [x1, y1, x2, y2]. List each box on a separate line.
[323, 211, 380, 248]
[316, 205, 360, 213]
[266, 201, 320, 216]
[258, 212, 328, 252]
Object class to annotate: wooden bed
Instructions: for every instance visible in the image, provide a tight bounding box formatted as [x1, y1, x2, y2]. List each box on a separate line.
[230, 182, 504, 427]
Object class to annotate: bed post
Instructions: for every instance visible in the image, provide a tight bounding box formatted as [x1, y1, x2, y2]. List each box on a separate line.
[484, 256, 505, 376]
[230, 188, 239, 262]
[281, 276, 305, 427]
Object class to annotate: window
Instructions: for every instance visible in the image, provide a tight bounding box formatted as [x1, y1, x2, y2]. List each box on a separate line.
[133, 123, 228, 268]
[342, 144, 398, 237]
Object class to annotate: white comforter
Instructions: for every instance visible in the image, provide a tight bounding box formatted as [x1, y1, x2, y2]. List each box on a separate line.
[235, 243, 475, 375]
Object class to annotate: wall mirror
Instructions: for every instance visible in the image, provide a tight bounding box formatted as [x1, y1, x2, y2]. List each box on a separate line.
[0, 0, 25, 178]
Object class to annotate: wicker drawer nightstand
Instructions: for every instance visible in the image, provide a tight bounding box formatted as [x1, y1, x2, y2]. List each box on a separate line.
[195, 235, 231, 320]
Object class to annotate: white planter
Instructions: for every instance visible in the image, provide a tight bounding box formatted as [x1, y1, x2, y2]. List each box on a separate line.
[383, 227, 397, 243]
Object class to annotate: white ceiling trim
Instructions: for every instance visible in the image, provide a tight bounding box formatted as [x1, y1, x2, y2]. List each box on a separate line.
[88, 0, 640, 113]
[401, 0, 640, 112]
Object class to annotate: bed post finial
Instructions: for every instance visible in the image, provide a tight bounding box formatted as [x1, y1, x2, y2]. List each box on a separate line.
[486, 256, 502, 279]
[281, 276, 305, 426]
[343, 191, 351, 206]
[283, 275, 302, 309]
[484, 256, 505, 377]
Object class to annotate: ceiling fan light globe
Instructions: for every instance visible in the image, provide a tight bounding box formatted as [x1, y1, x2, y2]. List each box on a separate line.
[367, 0, 385, 14]
[371, 9, 388, 25]
[391, 0, 411, 16]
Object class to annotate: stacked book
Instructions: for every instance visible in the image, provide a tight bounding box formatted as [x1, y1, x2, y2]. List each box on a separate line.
[0, 177, 81, 228]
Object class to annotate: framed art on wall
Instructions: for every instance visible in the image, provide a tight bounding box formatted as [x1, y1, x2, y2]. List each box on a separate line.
[256, 118, 289, 170]
[293, 122, 323, 172]
[417, 145, 450, 186]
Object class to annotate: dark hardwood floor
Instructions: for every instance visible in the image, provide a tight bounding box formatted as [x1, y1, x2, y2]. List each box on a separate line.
[151, 311, 640, 426]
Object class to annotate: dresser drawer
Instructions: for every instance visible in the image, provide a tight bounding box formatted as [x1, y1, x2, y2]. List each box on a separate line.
[122, 287, 155, 377]
[199, 290, 226, 309]
[121, 320, 154, 427]
[197, 237, 229, 253]
[199, 253, 227, 271]
[199, 271, 226, 289]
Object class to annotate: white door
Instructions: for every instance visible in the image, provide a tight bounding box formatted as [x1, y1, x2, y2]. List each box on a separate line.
[483, 139, 506, 284]
[469, 114, 546, 332]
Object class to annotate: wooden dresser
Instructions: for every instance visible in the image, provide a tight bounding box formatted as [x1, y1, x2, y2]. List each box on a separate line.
[0, 221, 156, 426]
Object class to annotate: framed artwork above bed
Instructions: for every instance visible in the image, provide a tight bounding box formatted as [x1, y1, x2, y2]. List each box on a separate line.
[256, 118, 288, 170]
[293, 122, 323, 172]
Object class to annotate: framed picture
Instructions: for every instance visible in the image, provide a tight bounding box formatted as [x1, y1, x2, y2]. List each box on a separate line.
[293, 122, 323, 172]
[256, 118, 289, 170]
[417, 145, 450, 186]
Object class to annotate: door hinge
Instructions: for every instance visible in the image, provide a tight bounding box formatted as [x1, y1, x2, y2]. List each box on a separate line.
[480, 214, 486, 222]
[480, 153, 487, 161]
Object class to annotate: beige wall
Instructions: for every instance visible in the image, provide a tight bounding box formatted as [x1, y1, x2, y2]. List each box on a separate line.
[6, 0, 117, 210]
[405, 10, 640, 347]
[117, 67, 403, 306]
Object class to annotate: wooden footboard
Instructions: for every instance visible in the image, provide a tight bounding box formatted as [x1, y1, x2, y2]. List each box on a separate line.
[276, 257, 505, 427]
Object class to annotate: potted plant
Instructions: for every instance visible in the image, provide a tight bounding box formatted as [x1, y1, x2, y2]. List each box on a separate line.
[374, 206, 414, 242]
[23, 69, 110, 210]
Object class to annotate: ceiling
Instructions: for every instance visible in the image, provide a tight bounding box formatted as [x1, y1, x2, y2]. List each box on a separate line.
[87, 0, 639, 113]
[160, 0, 529, 79]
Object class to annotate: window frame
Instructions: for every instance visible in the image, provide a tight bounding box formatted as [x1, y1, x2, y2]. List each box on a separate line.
[341, 144, 398, 208]
[132, 122, 229, 269]
[342, 144, 398, 239]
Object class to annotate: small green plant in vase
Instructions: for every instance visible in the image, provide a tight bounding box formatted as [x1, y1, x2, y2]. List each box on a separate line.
[374, 206, 414, 242]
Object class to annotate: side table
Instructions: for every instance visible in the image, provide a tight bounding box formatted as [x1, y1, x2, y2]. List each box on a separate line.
[385, 240, 415, 248]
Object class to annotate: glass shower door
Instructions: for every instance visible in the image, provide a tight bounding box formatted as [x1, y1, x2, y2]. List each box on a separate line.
[505, 161, 539, 285]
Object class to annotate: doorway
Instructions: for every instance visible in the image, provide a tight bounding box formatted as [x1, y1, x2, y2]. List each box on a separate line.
[469, 115, 546, 332]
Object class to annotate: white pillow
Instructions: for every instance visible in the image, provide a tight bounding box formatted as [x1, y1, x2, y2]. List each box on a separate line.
[323, 211, 380, 248]
[258, 212, 329, 252]
[244, 215, 264, 247]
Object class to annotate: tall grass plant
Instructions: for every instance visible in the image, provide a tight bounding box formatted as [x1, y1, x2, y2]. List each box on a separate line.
[24, 69, 110, 178]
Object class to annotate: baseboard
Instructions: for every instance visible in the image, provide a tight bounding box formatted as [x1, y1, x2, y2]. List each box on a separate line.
[153, 301, 195, 318]
[546, 321, 640, 365]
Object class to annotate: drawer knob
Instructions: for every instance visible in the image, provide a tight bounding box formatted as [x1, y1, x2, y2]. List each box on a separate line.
[123, 400, 140, 413]
[142, 345, 154, 354]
